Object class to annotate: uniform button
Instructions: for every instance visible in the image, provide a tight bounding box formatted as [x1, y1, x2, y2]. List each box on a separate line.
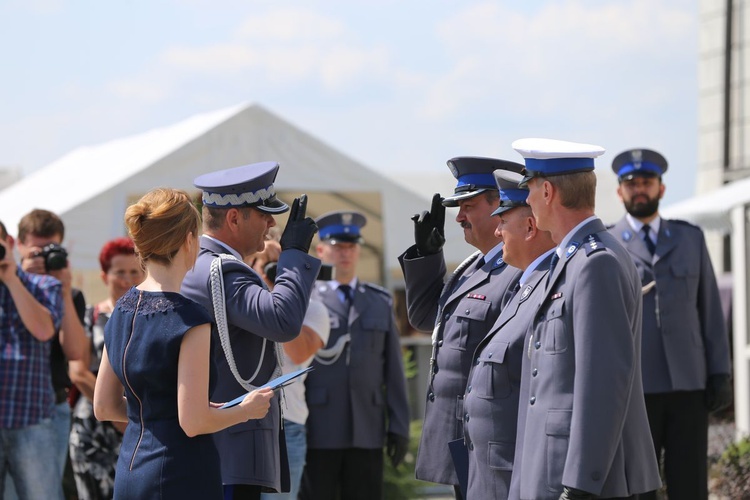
[475, 358, 480, 366]
[464, 413, 470, 422]
[444, 313, 450, 320]
[438, 340, 444, 347]
[532, 368, 538, 377]
[530, 396, 536, 405]
[534, 341, 541, 350]
[468, 442, 474, 451]
[467, 385, 472, 393]
[465, 309, 470, 314]
[428, 392, 435, 402]
[591, 471, 601, 481]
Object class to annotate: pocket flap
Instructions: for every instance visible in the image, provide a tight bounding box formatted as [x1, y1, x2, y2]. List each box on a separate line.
[671, 262, 696, 277]
[545, 409, 572, 436]
[361, 316, 389, 331]
[546, 300, 565, 319]
[487, 441, 515, 471]
[454, 300, 491, 321]
[477, 342, 509, 365]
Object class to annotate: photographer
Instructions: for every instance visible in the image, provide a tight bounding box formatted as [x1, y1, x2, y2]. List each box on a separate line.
[0, 219, 65, 499]
[15, 209, 87, 498]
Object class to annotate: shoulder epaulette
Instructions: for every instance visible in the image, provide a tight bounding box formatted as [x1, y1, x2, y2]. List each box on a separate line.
[583, 233, 607, 256]
[668, 219, 701, 231]
[364, 282, 393, 302]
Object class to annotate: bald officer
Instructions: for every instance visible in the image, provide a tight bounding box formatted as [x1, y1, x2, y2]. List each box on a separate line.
[609, 149, 731, 500]
[398, 157, 522, 498]
[511, 139, 661, 499]
[462, 168, 556, 499]
[301, 211, 409, 500]
[181, 161, 320, 500]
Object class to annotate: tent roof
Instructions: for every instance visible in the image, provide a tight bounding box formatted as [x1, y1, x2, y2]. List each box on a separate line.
[0, 102, 248, 232]
[660, 175, 750, 232]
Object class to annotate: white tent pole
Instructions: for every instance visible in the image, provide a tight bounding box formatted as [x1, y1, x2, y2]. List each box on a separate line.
[731, 204, 749, 439]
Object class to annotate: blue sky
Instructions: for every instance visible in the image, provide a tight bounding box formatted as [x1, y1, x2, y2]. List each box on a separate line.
[0, 0, 697, 206]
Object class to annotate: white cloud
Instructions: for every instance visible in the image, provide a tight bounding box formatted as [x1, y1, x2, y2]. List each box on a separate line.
[235, 7, 348, 42]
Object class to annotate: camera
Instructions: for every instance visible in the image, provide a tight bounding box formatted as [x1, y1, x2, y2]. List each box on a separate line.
[263, 262, 334, 282]
[0, 245, 5, 260]
[36, 243, 68, 272]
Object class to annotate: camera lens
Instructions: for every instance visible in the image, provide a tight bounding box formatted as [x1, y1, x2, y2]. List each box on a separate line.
[0, 245, 5, 260]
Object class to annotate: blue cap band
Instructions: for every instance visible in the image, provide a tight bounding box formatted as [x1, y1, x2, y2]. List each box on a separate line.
[499, 189, 529, 205]
[524, 157, 595, 176]
[319, 224, 361, 240]
[456, 173, 497, 188]
[616, 161, 663, 178]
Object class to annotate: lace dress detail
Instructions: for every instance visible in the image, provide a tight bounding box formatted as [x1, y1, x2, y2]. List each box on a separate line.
[116, 288, 196, 316]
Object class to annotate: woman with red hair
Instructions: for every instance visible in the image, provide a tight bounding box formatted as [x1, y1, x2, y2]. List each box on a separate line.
[68, 237, 144, 499]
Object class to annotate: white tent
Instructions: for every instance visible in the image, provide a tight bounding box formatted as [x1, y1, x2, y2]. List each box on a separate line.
[0, 102, 471, 299]
[662, 183, 750, 440]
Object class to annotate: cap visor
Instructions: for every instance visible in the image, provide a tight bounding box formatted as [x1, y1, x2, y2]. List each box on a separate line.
[255, 199, 290, 214]
[491, 205, 514, 217]
[441, 188, 489, 207]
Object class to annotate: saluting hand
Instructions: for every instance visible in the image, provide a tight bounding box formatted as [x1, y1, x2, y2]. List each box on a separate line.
[280, 194, 318, 253]
[411, 193, 446, 256]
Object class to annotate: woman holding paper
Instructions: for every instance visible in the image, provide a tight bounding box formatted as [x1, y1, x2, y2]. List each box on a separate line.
[94, 188, 274, 499]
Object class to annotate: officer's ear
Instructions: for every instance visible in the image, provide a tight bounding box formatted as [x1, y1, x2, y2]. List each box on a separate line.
[658, 180, 666, 200]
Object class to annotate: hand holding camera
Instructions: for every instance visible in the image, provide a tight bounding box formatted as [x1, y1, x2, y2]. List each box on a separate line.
[280, 194, 318, 253]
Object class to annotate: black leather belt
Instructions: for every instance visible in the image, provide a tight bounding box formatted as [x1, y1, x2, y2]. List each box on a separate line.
[55, 388, 69, 405]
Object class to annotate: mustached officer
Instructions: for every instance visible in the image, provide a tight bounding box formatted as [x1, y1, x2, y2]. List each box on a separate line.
[398, 157, 522, 498]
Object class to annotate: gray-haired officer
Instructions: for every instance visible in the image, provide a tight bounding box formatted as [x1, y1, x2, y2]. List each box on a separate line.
[609, 148, 732, 500]
[398, 157, 521, 498]
[462, 168, 556, 499]
[301, 211, 409, 500]
[181, 161, 321, 499]
[511, 138, 661, 499]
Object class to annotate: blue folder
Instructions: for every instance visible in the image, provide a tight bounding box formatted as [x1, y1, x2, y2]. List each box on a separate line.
[219, 366, 313, 409]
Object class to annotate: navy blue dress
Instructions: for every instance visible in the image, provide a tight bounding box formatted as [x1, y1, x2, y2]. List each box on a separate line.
[105, 288, 221, 500]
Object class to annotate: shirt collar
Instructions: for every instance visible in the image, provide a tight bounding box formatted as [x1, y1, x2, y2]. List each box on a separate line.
[519, 248, 556, 286]
[625, 213, 661, 237]
[557, 215, 598, 258]
[202, 234, 243, 261]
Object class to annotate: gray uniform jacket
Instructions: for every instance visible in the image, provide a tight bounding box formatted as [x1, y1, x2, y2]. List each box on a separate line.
[463, 257, 552, 500]
[305, 280, 410, 449]
[513, 218, 661, 499]
[181, 236, 320, 492]
[398, 246, 520, 485]
[609, 217, 730, 393]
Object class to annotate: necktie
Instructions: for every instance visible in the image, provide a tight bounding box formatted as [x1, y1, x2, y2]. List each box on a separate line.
[504, 280, 521, 306]
[546, 252, 560, 287]
[642, 225, 656, 255]
[338, 285, 352, 309]
[474, 256, 485, 271]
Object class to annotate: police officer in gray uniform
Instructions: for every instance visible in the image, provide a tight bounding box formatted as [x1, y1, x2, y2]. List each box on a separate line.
[609, 148, 732, 500]
[511, 138, 661, 500]
[181, 161, 321, 499]
[398, 157, 522, 498]
[301, 210, 409, 500]
[463, 168, 556, 499]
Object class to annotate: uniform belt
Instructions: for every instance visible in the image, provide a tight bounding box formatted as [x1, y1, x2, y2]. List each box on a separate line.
[54, 387, 69, 404]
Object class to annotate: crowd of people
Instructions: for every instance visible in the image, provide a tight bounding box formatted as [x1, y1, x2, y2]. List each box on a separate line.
[0, 137, 732, 500]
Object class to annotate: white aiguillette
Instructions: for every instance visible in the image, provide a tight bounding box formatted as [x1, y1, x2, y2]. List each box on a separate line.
[219, 367, 314, 409]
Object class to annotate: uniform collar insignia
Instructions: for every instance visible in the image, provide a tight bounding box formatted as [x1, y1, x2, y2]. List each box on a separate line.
[622, 230, 632, 241]
[565, 242, 580, 259]
[519, 284, 534, 303]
